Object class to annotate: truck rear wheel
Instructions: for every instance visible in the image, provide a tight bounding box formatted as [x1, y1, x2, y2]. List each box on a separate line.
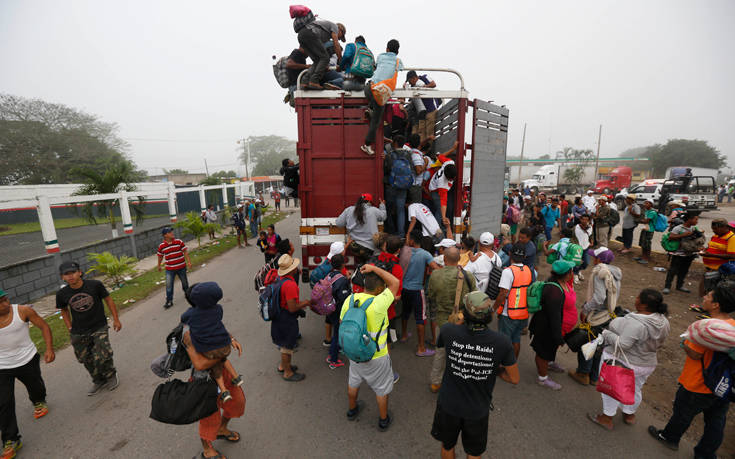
[531, 186, 539, 194]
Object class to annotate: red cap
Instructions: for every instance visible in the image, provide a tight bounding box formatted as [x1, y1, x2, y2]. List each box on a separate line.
[361, 193, 373, 202]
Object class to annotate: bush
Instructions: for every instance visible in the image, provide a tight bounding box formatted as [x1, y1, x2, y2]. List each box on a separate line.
[175, 211, 221, 246]
[86, 251, 137, 287]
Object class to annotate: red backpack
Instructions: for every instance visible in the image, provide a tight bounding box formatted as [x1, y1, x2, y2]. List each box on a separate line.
[289, 5, 311, 18]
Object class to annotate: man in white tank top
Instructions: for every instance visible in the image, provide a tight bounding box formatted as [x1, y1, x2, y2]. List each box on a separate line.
[0, 288, 55, 458]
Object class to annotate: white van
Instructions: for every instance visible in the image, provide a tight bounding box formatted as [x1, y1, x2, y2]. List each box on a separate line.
[614, 179, 664, 208]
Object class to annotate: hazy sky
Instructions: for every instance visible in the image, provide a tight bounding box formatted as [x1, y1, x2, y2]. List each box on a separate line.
[2, 0, 734, 176]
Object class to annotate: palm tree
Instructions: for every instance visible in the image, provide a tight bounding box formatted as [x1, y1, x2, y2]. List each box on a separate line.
[72, 160, 146, 238]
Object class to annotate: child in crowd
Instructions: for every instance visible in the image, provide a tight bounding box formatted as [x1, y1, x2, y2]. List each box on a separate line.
[181, 282, 242, 402]
[257, 231, 268, 261]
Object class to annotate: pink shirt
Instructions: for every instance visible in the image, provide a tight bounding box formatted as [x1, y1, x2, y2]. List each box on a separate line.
[561, 280, 578, 335]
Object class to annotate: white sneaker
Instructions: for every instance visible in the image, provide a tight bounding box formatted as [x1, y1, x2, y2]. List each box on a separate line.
[574, 274, 580, 285]
[578, 272, 584, 281]
[360, 144, 375, 155]
[538, 377, 562, 390]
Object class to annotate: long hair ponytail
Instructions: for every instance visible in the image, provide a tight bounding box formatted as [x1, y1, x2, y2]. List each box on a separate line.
[353, 196, 367, 225]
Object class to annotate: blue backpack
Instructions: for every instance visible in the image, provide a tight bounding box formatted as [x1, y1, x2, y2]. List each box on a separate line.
[258, 278, 285, 321]
[309, 259, 332, 288]
[338, 295, 384, 363]
[653, 213, 668, 232]
[702, 351, 735, 402]
[389, 150, 413, 190]
[350, 42, 375, 79]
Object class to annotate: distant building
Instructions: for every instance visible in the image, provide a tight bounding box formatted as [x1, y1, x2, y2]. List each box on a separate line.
[148, 173, 208, 185]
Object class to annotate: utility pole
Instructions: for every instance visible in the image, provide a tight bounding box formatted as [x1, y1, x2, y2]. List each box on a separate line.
[236, 137, 252, 180]
[593, 124, 602, 183]
[204, 158, 210, 176]
[517, 123, 527, 186]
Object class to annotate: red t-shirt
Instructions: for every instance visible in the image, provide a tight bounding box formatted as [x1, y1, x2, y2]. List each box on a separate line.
[377, 252, 403, 320]
[157, 239, 187, 271]
[560, 200, 569, 217]
[279, 275, 299, 310]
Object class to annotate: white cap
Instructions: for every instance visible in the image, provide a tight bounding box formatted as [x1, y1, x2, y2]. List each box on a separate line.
[598, 195, 608, 202]
[593, 246, 609, 257]
[645, 198, 654, 205]
[434, 238, 456, 248]
[587, 190, 594, 194]
[479, 232, 494, 245]
[327, 241, 345, 260]
[523, 195, 532, 200]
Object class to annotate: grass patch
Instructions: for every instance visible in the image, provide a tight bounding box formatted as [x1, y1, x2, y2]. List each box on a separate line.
[28, 211, 288, 352]
[0, 214, 169, 236]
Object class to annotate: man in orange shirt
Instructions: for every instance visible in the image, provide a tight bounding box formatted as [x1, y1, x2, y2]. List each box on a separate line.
[648, 282, 735, 457]
[699, 218, 735, 295]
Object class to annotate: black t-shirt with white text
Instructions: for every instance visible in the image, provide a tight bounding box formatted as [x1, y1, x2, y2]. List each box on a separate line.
[287, 49, 307, 86]
[437, 323, 516, 419]
[56, 279, 110, 334]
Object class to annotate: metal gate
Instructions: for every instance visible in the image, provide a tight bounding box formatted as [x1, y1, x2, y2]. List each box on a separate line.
[469, 100, 509, 235]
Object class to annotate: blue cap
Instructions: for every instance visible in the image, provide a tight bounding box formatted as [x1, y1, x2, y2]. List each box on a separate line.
[161, 227, 174, 235]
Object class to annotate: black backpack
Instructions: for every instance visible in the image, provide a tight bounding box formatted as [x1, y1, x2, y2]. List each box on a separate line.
[165, 324, 192, 373]
[484, 261, 503, 300]
[606, 209, 620, 227]
[150, 378, 219, 425]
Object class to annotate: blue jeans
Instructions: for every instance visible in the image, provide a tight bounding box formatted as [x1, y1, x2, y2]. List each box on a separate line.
[249, 220, 258, 238]
[497, 315, 528, 344]
[576, 348, 601, 382]
[321, 70, 344, 88]
[165, 268, 189, 302]
[573, 250, 591, 275]
[661, 385, 730, 458]
[544, 226, 553, 241]
[394, 188, 407, 235]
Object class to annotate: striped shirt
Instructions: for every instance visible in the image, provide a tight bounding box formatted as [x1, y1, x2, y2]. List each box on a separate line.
[157, 239, 188, 271]
[702, 231, 735, 270]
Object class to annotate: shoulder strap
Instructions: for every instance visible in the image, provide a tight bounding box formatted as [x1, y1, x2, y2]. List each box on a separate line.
[453, 267, 466, 314]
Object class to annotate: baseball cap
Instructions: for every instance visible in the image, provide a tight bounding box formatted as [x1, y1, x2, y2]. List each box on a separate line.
[644, 198, 654, 205]
[0, 289, 6, 298]
[587, 246, 615, 264]
[59, 261, 81, 275]
[463, 291, 493, 321]
[161, 227, 174, 235]
[598, 195, 608, 202]
[523, 195, 532, 201]
[361, 193, 373, 202]
[327, 241, 345, 260]
[479, 232, 494, 246]
[626, 193, 637, 200]
[435, 238, 456, 248]
[587, 190, 593, 194]
[551, 260, 575, 275]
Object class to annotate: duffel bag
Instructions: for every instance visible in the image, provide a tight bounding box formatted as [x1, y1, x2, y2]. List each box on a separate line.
[150, 378, 219, 425]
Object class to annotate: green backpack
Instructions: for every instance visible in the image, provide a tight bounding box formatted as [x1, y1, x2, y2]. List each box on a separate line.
[545, 243, 583, 266]
[527, 281, 564, 314]
[661, 232, 680, 252]
[350, 43, 375, 79]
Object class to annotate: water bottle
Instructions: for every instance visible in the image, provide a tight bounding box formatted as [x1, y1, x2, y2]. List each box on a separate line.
[170, 337, 178, 354]
[164, 337, 178, 375]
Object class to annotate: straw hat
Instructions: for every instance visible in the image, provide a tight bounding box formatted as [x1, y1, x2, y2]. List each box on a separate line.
[277, 254, 301, 276]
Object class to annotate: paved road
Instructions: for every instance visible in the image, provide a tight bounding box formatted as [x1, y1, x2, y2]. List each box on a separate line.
[0, 216, 171, 267]
[12, 213, 696, 458]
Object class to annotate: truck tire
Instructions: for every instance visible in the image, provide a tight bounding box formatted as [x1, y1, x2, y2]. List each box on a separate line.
[532, 186, 539, 194]
[603, 187, 610, 195]
[615, 197, 625, 208]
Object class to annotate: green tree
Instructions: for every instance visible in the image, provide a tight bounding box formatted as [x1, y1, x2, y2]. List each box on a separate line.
[648, 139, 725, 176]
[558, 147, 594, 185]
[211, 170, 238, 178]
[72, 160, 146, 238]
[175, 211, 220, 247]
[537, 154, 551, 160]
[0, 93, 139, 184]
[163, 168, 189, 175]
[239, 135, 296, 177]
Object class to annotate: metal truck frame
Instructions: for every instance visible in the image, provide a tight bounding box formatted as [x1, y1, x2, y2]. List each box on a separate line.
[293, 69, 508, 279]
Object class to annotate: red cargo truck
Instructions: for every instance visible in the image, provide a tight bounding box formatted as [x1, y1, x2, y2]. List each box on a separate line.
[593, 166, 632, 194]
[293, 69, 508, 280]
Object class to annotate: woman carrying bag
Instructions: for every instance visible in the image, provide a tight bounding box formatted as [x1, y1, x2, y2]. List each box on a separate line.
[588, 289, 670, 430]
[529, 260, 576, 390]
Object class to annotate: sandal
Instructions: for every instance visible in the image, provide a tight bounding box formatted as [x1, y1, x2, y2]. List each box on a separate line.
[216, 431, 240, 442]
[587, 413, 613, 431]
[282, 372, 305, 382]
[277, 365, 298, 373]
[198, 451, 226, 459]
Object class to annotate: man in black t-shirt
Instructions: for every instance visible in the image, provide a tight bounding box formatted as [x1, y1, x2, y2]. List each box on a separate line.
[431, 291, 519, 458]
[56, 261, 122, 396]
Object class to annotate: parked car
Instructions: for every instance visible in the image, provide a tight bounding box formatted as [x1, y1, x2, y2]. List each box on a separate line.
[614, 179, 664, 208]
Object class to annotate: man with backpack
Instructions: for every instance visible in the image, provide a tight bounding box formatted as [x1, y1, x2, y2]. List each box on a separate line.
[323, 254, 352, 369]
[340, 263, 400, 432]
[384, 135, 413, 235]
[294, 9, 345, 90]
[271, 255, 311, 382]
[465, 232, 503, 296]
[430, 290, 519, 459]
[635, 199, 658, 265]
[341, 35, 374, 90]
[649, 282, 735, 457]
[541, 198, 562, 242]
[492, 243, 533, 358]
[427, 247, 477, 393]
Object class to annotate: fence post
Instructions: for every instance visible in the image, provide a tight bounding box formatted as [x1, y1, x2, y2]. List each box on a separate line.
[198, 186, 206, 213]
[168, 182, 178, 223]
[37, 195, 59, 254]
[222, 183, 229, 208]
[119, 190, 138, 259]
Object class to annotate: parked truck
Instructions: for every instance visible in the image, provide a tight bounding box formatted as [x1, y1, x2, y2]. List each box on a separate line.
[521, 164, 597, 194]
[593, 166, 632, 194]
[293, 69, 508, 279]
[664, 166, 719, 180]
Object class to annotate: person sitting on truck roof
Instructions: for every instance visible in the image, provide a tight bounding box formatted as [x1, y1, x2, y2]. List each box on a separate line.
[341, 35, 372, 91]
[296, 19, 346, 90]
[335, 194, 387, 263]
[360, 39, 403, 156]
[286, 47, 309, 92]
